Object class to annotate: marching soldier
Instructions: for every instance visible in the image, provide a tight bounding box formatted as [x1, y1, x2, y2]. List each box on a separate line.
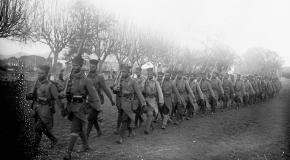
[142, 68, 164, 134]
[133, 67, 146, 128]
[112, 64, 146, 143]
[221, 73, 235, 109]
[244, 76, 255, 105]
[62, 55, 102, 160]
[174, 70, 195, 121]
[189, 73, 204, 114]
[86, 59, 115, 138]
[260, 76, 268, 101]
[26, 65, 62, 149]
[155, 71, 165, 122]
[234, 74, 245, 108]
[249, 75, 259, 104]
[200, 72, 217, 113]
[210, 72, 224, 110]
[160, 69, 182, 129]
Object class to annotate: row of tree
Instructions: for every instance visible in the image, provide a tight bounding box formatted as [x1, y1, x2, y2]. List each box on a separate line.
[0, 0, 284, 75]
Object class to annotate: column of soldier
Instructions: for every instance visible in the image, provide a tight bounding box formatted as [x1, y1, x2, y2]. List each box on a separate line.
[25, 54, 282, 160]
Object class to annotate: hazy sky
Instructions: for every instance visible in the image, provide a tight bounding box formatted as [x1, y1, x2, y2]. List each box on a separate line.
[0, 0, 289, 66]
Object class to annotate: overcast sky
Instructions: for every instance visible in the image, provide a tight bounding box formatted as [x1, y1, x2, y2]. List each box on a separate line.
[0, 0, 289, 66]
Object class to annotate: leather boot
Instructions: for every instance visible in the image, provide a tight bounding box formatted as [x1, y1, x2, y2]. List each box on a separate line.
[78, 132, 89, 153]
[63, 134, 78, 160]
[145, 114, 153, 134]
[117, 122, 127, 144]
[93, 121, 102, 137]
[86, 121, 93, 139]
[162, 115, 169, 129]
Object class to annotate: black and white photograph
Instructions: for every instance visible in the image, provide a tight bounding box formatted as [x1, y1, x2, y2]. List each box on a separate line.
[1, 0, 290, 159]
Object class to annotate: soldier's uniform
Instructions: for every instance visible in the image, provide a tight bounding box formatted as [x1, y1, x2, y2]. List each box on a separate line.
[175, 70, 196, 120]
[244, 77, 255, 105]
[200, 73, 217, 113]
[112, 64, 146, 142]
[63, 55, 101, 160]
[210, 73, 224, 109]
[234, 75, 245, 108]
[189, 74, 204, 114]
[222, 74, 235, 109]
[26, 65, 62, 148]
[86, 59, 114, 138]
[260, 77, 268, 101]
[133, 67, 146, 128]
[160, 70, 182, 129]
[249, 76, 259, 104]
[155, 71, 165, 121]
[142, 68, 164, 134]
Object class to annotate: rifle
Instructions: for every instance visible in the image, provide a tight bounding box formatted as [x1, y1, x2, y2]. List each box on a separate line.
[62, 38, 87, 111]
[27, 78, 38, 110]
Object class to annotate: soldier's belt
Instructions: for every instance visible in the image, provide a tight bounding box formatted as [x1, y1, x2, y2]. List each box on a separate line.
[146, 94, 156, 98]
[36, 97, 49, 105]
[71, 96, 84, 103]
[163, 93, 171, 97]
[122, 93, 133, 99]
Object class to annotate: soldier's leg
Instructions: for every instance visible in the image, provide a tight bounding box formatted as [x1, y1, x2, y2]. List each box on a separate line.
[209, 96, 216, 113]
[175, 103, 184, 123]
[145, 107, 154, 134]
[117, 111, 129, 144]
[222, 94, 228, 109]
[200, 99, 206, 114]
[114, 108, 123, 134]
[34, 120, 43, 148]
[134, 105, 141, 127]
[64, 115, 82, 160]
[93, 118, 102, 137]
[161, 105, 170, 129]
[78, 118, 89, 152]
[93, 111, 102, 137]
[87, 109, 96, 138]
[42, 121, 58, 147]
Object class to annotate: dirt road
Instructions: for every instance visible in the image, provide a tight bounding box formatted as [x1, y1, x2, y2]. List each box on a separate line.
[37, 78, 290, 160]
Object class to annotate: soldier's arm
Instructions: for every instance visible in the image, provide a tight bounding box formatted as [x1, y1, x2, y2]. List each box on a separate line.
[132, 80, 146, 106]
[185, 80, 196, 101]
[99, 75, 114, 104]
[230, 81, 235, 94]
[171, 81, 182, 103]
[218, 79, 224, 95]
[249, 82, 255, 94]
[196, 83, 204, 99]
[50, 83, 63, 111]
[208, 82, 216, 99]
[155, 80, 164, 105]
[85, 78, 102, 111]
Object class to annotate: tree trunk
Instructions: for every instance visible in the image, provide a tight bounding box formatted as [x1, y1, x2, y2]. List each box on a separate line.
[51, 52, 59, 78]
[98, 60, 104, 72]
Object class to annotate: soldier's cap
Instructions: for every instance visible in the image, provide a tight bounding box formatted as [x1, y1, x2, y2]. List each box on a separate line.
[213, 71, 219, 75]
[72, 54, 84, 66]
[135, 67, 142, 72]
[89, 59, 99, 66]
[38, 65, 50, 73]
[158, 71, 164, 76]
[120, 64, 130, 72]
[147, 67, 154, 73]
[177, 69, 183, 74]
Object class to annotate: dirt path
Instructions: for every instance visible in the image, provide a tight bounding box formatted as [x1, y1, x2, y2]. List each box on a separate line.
[40, 78, 290, 160]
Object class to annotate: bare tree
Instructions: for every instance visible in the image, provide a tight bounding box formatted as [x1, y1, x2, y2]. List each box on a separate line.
[236, 47, 284, 75]
[29, 0, 74, 73]
[69, 1, 116, 71]
[0, 0, 31, 39]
